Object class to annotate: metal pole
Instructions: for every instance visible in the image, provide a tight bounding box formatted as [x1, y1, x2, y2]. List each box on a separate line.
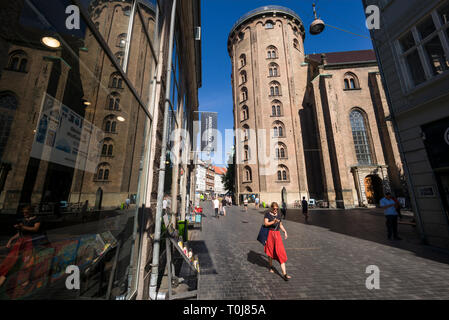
[149, 0, 177, 300]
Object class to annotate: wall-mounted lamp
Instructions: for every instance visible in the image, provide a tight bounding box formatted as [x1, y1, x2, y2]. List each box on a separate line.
[41, 36, 61, 49]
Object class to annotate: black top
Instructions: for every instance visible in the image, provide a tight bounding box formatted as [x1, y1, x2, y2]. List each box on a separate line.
[20, 216, 42, 236]
[264, 211, 281, 231]
[302, 200, 308, 209]
[222, 199, 227, 206]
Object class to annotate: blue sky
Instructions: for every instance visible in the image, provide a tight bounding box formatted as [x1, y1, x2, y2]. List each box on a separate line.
[198, 0, 373, 166]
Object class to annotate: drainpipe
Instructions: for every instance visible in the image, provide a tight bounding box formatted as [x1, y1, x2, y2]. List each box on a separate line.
[149, 0, 177, 300]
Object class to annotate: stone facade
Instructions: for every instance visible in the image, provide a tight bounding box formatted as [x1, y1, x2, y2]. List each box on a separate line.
[363, 0, 449, 248]
[228, 6, 404, 208]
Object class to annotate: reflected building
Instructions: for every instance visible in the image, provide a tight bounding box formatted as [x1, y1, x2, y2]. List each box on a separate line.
[0, 0, 201, 300]
[0, 0, 155, 212]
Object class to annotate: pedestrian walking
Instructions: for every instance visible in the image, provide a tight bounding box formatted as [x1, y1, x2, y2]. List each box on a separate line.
[281, 201, 287, 219]
[213, 197, 220, 219]
[163, 195, 168, 216]
[255, 197, 260, 208]
[0, 206, 43, 288]
[380, 192, 402, 240]
[301, 197, 309, 222]
[221, 197, 227, 216]
[264, 202, 291, 281]
[125, 197, 130, 209]
[243, 197, 248, 212]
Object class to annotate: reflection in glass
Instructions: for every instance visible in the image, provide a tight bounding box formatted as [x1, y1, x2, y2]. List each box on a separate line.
[0, 0, 153, 300]
[424, 36, 449, 75]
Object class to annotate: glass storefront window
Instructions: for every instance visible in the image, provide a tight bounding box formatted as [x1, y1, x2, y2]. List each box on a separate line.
[0, 0, 154, 300]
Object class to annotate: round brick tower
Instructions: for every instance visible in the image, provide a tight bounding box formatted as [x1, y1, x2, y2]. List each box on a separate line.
[227, 6, 312, 205]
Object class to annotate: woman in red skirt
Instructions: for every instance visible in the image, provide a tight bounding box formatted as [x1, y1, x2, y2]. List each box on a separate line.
[264, 202, 291, 281]
[0, 206, 41, 288]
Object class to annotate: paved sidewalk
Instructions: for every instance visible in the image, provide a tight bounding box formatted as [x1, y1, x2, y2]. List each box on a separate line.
[190, 202, 449, 300]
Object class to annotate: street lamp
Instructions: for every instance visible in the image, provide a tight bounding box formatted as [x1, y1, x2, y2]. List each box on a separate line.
[309, 2, 371, 39]
[309, 3, 325, 35]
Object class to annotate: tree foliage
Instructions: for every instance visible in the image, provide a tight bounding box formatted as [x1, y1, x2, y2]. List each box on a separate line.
[222, 152, 235, 194]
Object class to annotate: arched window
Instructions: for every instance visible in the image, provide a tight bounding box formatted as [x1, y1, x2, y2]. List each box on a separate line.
[275, 143, 287, 159]
[0, 92, 18, 160]
[104, 115, 117, 133]
[293, 38, 299, 50]
[244, 145, 250, 161]
[102, 144, 107, 155]
[350, 109, 373, 165]
[240, 54, 246, 68]
[109, 73, 123, 88]
[117, 33, 127, 48]
[107, 93, 120, 110]
[241, 105, 248, 120]
[273, 121, 285, 137]
[267, 46, 278, 59]
[244, 166, 252, 182]
[96, 163, 111, 181]
[115, 52, 125, 67]
[292, 26, 299, 36]
[241, 87, 248, 102]
[238, 32, 245, 41]
[242, 124, 250, 141]
[240, 71, 247, 84]
[344, 72, 360, 89]
[101, 138, 114, 157]
[269, 63, 279, 77]
[269, 81, 281, 96]
[277, 165, 289, 181]
[265, 20, 274, 29]
[271, 100, 282, 116]
[7, 51, 28, 72]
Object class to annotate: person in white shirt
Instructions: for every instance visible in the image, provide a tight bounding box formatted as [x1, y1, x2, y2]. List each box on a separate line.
[380, 192, 402, 241]
[163, 195, 168, 216]
[213, 197, 220, 219]
[243, 197, 248, 212]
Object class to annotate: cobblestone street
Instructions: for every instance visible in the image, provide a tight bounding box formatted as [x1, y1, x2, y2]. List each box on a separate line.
[190, 202, 449, 300]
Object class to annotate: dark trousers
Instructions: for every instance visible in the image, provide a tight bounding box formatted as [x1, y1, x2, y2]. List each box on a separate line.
[386, 215, 398, 238]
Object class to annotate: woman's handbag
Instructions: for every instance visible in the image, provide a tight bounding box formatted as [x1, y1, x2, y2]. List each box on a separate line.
[257, 225, 269, 245]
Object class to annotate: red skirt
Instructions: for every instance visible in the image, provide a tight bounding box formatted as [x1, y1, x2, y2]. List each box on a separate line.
[264, 230, 287, 264]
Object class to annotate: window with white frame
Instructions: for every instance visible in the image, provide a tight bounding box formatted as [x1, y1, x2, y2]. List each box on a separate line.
[397, 3, 449, 88]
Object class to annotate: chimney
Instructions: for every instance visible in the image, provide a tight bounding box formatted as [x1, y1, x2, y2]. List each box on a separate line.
[321, 53, 327, 65]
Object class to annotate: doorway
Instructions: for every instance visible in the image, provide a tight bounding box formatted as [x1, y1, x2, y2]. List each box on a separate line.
[364, 175, 383, 205]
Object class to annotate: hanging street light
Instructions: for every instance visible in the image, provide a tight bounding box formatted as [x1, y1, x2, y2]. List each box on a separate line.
[309, 3, 325, 35]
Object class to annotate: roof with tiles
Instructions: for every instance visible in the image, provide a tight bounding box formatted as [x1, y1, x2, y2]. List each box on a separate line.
[306, 49, 377, 65]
